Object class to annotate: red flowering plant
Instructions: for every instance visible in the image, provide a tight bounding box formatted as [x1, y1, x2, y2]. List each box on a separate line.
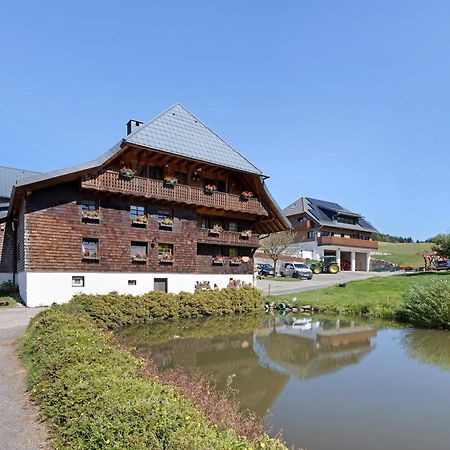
[212, 255, 225, 265]
[204, 184, 217, 194]
[240, 191, 253, 201]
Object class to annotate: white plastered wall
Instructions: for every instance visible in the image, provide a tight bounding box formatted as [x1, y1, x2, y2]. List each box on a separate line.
[20, 272, 255, 307]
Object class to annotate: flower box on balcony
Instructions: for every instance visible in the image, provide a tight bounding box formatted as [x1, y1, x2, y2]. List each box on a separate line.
[159, 253, 174, 264]
[240, 191, 253, 202]
[212, 256, 225, 265]
[209, 225, 223, 236]
[230, 257, 242, 265]
[204, 184, 217, 195]
[132, 215, 148, 226]
[159, 218, 174, 229]
[119, 167, 136, 179]
[164, 176, 178, 187]
[239, 229, 253, 239]
[132, 254, 147, 263]
[81, 210, 100, 221]
[82, 252, 100, 261]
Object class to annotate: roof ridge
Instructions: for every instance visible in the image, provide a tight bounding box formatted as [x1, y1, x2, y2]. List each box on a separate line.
[0, 165, 41, 174]
[175, 104, 262, 175]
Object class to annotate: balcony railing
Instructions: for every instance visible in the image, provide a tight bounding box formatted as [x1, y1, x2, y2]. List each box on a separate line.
[318, 236, 379, 249]
[81, 170, 268, 216]
[198, 228, 259, 247]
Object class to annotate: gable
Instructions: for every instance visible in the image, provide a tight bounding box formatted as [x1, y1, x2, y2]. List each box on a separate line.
[124, 104, 262, 175]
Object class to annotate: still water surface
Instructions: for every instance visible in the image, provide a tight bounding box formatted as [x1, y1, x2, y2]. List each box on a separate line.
[120, 315, 450, 450]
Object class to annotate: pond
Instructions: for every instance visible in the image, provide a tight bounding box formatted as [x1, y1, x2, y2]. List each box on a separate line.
[119, 314, 450, 450]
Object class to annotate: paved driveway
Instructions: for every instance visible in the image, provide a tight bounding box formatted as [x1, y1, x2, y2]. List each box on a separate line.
[257, 271, 401, 296]
[0, 307, 48, 450]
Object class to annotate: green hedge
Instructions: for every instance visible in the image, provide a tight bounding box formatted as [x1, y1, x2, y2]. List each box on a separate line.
[71, 286, 264, 329]
[20, 306, 285, 450]
[396, 279, 450, 329]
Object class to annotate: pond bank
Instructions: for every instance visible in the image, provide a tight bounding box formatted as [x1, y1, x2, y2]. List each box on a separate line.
[266, 272, 450, 327]
[18, 289, 287, 449]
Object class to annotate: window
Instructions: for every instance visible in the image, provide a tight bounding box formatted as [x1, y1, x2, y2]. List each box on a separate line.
[229, 247, 238, 257]
[157, 208, 172, 221]
[157, 243, 173, 256]
[130, 205, 145, 220]
[81, 200, 99, 221]
[217, 179, 226, 192]
[130, 241, 148, 257]
[307, 231, 316, 239]
[175, 172, 187, 185]
[148, 166, 163, 180]
[199, 216, 209, 229]
[228, 221, 238, 232]
[336, 216, 357, 225]
[72, 276, 85, 287]
[128, 280, 137, 285]
[82, 239, 98, 258]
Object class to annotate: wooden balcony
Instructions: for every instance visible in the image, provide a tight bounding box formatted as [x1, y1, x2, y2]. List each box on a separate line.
[81, 170, 268, 216]
[318, 236, 379, 249]
[198, 228, 259, 247]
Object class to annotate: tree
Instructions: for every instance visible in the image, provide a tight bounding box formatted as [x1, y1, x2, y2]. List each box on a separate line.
[431, 233, 450, 258]
[259, 230, 295, 277]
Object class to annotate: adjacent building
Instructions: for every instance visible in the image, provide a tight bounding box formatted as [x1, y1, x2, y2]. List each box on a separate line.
[1, 104, 289, 306]
[284, 197, 378, 271]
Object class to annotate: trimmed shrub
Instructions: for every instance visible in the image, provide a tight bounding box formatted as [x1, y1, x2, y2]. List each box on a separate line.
[396, 279, 450, 329]
[71, 286, 264, 329]
[20, 306, 286, 450]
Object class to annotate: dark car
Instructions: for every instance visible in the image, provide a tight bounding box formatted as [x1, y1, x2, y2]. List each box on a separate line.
[435, 259, 450, 271]
[257, 263, 275, 276]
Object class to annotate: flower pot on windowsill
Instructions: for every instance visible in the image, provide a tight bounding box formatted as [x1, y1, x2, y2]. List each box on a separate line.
[159, 254, 174, 264]
[212, 256, 225, 265]
[119, 167, 136, 179]
[159, 219, 174, 229]
[132, 216, 148, 227]
[239, 230, 253, 239]
[230, 258, 242, 266]
[82, 253, 100, 261]
[132, 255, 147, 263]
[209, 226, 223, 236]
[239, 191, 253, 202]
[163, 177, 178, 187]
[204, 184, 217, 195]
[81, 210, 100, 222]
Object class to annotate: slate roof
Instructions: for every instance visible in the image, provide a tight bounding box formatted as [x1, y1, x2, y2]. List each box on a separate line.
[124, 103, 262, 175]
[284, 197, 377, 233]
[0, 166, 41, 199]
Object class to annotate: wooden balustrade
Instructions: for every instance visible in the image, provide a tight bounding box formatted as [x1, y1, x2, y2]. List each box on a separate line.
[197, 228, 259, 247]
[318, 236, 379, 249]
[81, 171, 268, 216]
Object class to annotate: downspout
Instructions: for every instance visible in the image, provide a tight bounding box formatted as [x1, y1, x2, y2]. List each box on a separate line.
[12, 219, 17, 285]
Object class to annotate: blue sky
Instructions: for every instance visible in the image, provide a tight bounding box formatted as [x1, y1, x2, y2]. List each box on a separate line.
[1, 1, 449, 240]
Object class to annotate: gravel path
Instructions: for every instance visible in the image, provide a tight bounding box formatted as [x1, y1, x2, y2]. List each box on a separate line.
[0, 307, 49, 450]
[257, 270, 402, 296]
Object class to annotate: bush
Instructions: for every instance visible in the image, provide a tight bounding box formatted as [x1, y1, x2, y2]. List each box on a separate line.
[396, 279, 450, 329]
[19, 306, 286, 450]
[71, 286, 264, 329]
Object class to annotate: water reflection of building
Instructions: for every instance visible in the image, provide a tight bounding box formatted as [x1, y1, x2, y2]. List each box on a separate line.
[139, 333, 289, 418]
[254, 317, 377, 380]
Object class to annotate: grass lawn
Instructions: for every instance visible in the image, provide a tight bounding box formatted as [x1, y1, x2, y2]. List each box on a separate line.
[372, 242, 432, 268]
[0, 295, 18, 307]
[267, 272, 450, 319]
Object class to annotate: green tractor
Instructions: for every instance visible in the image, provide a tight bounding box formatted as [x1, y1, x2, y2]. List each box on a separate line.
[307, 256, 340, 274]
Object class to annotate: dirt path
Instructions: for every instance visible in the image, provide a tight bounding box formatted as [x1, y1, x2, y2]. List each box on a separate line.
[0, 307, 49, 450]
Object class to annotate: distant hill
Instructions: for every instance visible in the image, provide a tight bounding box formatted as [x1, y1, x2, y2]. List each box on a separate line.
[373, 233, 414, 243]
[371, 242, 432, 268]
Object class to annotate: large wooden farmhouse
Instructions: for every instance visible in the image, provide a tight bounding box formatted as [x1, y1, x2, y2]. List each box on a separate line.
[0, 104, 289, 306]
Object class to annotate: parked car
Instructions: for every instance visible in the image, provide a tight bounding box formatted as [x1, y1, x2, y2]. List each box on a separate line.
[280, 262, 313, 279]
[257, 263, 275, 276]
[435, 259, 450, 271]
